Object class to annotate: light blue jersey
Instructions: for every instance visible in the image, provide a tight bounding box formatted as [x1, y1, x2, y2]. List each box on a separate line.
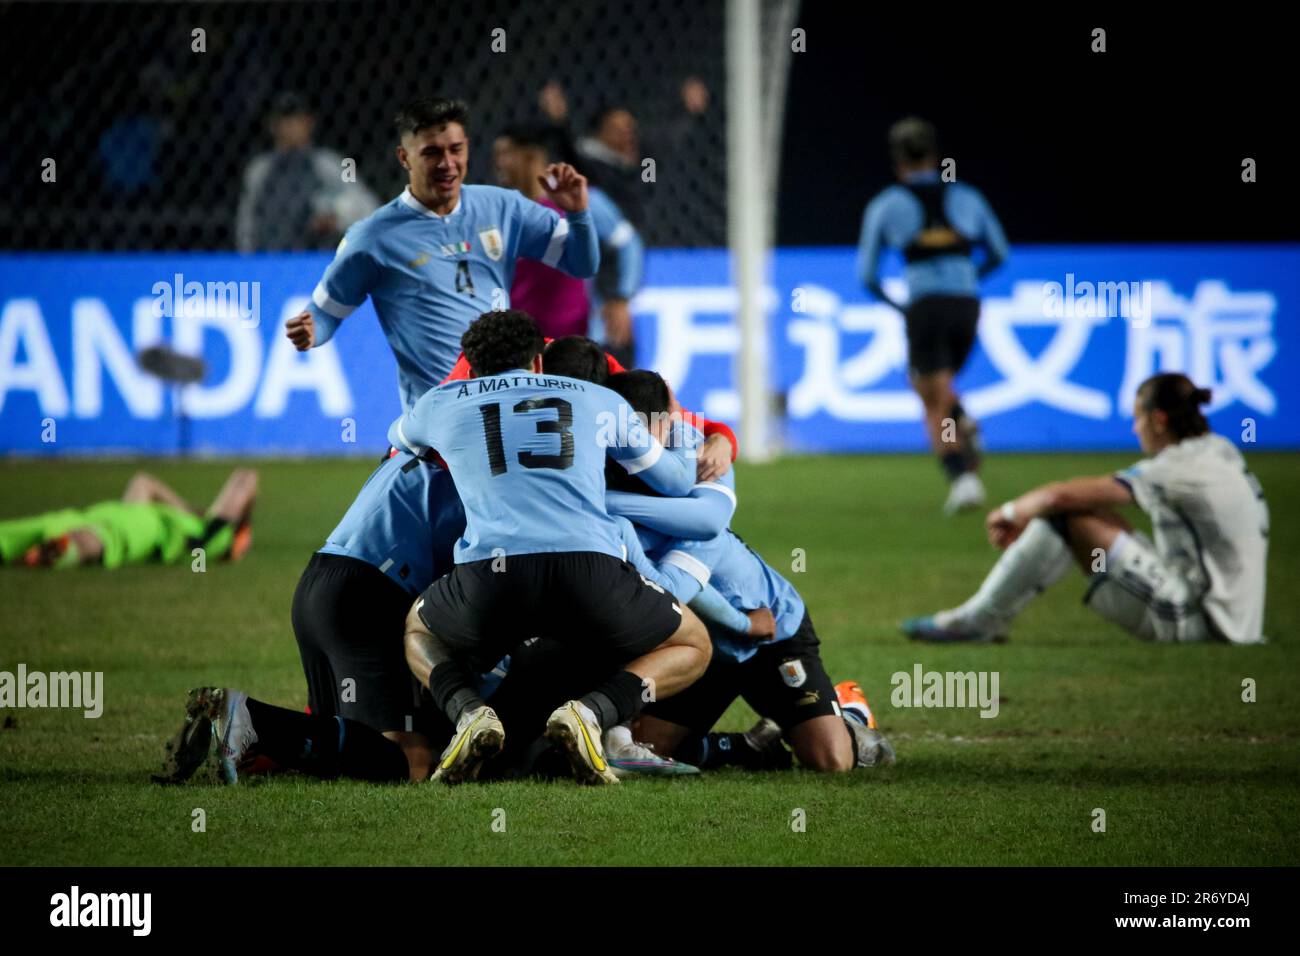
[606, 420, 736, 540]
[308, 184, 600, 409]
[614, 515, 712, 604]
[664, 529, 806, 663]
[389, 371, 694, 563]
[318, 452, 465, 595]
[627, 521, 805, 664]
[587, 186, 643, 301]
[857, 169, 1008, 305]
[608, 419, 800, 662]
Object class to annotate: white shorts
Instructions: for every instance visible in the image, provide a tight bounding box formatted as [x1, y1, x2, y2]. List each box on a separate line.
[1083, 531, 1217, 643]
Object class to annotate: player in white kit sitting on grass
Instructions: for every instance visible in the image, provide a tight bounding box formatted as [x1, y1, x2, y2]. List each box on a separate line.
[903, 373, 1268, 645]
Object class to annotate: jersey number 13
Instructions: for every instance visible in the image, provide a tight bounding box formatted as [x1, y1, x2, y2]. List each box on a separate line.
[479, 398, 574, 476]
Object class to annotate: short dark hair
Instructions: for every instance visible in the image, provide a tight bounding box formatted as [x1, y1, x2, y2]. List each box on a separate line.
[461, 310, 544, 377]
[395, 98, 470, 139]
[498, 122, 556, 158]
[888, 116, 937, 164]
[1137, 373, 1212, 440]
[543, 336, 609, 384]
[269, 91, 311, 119]
[590, 104, 633, 134]
[605, 370, 670, 418]
[601, 375, 668, 496]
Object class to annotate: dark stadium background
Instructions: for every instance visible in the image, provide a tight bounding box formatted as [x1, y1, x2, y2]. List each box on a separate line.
[781, 9, 1292, 245]
[1, 0, 1298, 881]
[3, 3, 1291, 251]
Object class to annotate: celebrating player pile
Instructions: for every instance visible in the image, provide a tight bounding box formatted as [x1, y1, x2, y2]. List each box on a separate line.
[394, 310, 713, 785]
[159, 313, 894, 786]
[156, 95, 894, 788]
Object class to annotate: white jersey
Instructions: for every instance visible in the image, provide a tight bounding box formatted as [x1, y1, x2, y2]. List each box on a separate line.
[1116, 433, 1268, 644]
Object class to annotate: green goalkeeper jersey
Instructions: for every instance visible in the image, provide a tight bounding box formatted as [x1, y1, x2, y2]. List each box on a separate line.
[0, 502, 214, 568]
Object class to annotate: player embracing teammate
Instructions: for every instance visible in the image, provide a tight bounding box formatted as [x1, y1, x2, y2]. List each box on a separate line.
[156, 94, 898, 789]
[393, 311, 714, 784]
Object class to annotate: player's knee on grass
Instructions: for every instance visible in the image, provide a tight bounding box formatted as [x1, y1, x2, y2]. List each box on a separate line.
[384, 730, 434, 782]
[788, 716, 855, 773]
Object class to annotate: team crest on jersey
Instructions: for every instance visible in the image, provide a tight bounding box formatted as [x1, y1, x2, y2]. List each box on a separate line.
[478, 227, 504, 261]
[779, 659, 807, 688]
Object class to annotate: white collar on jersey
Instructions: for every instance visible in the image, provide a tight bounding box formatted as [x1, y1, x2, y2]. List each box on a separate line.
[400, 186, 464, 220]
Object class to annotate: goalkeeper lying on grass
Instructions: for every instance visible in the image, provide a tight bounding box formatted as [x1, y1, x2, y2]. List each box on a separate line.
[0, 469, 256, 569]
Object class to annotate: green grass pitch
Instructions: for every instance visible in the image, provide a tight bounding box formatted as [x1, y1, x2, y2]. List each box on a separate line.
[1, 452, 1297, 866]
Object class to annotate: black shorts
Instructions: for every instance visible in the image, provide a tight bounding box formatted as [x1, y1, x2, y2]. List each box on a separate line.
[904, 293, 981, 376]
[291, 552, 444, 736]
[415, 551, 683, 673]
[643, 611, 839, 733]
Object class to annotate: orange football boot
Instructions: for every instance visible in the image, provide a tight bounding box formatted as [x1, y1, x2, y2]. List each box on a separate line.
[834, 679, 877, 729]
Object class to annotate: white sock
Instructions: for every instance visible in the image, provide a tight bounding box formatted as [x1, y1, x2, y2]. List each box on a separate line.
[938, 518, 1074, 631]
[603, 723, 634, 751]
[1107, 530, 1134, 566]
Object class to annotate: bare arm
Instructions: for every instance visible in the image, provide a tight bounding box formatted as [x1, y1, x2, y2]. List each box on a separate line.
[988, 475, 1134, 549]
[122, 472, 194, 513]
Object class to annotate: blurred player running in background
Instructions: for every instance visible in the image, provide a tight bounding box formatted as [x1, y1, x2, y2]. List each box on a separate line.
[904, 374, 1268, 645]
[858, 117, 1009, 515]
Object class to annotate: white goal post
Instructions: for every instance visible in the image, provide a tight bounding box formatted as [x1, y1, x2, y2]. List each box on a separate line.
[727, 0, 799, 462]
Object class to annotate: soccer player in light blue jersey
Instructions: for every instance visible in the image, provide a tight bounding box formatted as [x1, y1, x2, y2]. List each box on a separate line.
[284, 98, 600, 409]
[591, 372, 894, 773]
[858, 117, 1009, 516]
[395, 310, 711, 786]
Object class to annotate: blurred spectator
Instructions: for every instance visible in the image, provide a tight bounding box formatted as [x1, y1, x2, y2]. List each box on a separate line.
[235, 92, 379, 252]
[680, 76, 709, 116]
[535, 78, 725, 248]
[649, 76, 711, 151]
[637, 76, 725, 247]
[572, 104, 647, 232]
[536, 81, 581, 166]
[97, 70, 169, 197]
[495, 123, 644, 362]
[99, 114, 162, 195]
